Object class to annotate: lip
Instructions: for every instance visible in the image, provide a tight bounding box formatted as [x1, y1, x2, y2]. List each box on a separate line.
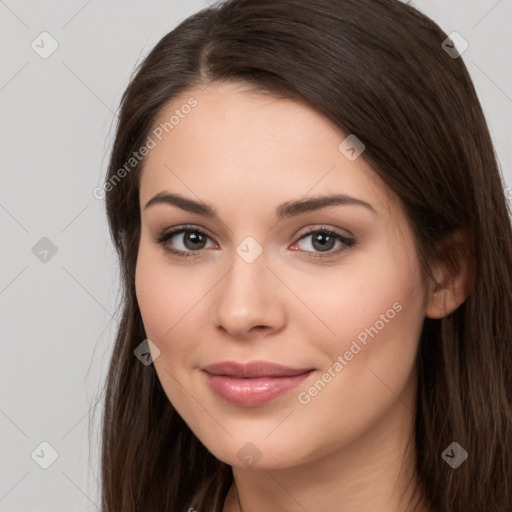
[201, 360, 314, 378]
[201, 361, 315, 407]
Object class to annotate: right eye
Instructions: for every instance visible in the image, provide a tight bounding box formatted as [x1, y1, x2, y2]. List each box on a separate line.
[154, 226, 217, 258]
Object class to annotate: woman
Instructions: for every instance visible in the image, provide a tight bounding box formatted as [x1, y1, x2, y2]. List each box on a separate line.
[99, 0, 512, 510]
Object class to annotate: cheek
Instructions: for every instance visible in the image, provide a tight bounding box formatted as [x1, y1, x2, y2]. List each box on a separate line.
[337, 270, 422, 355]
[293, 241, 424, 359]
[136, 243, 199, 340]
[299, 232, 423, 373]
[286, 271, 424, 460]
[135, 249, 172, 341]
[134, 246, 206, 410]
[294, 240, 425, 423]
[135, 243, 217, 376]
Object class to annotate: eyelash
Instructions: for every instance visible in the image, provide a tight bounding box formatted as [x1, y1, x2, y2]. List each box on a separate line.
[154, 224, 356, 260]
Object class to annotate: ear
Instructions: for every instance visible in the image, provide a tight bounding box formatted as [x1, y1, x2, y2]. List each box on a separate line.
[425, 230, 475, 319]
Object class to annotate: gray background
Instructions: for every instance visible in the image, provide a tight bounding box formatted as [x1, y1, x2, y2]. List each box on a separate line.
[1, 1, 510, 510]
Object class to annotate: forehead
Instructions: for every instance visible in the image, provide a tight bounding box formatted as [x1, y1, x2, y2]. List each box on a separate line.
[139, 81, 395, 219]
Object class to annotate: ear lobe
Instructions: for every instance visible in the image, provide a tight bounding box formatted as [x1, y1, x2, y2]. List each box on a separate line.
[425, 230, 475, 319]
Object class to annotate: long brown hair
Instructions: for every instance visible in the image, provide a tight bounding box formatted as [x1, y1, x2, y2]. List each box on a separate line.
[97, 0, 512, 510]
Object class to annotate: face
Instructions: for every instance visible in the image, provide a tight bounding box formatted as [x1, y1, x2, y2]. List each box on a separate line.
[135, 81, 428, 470]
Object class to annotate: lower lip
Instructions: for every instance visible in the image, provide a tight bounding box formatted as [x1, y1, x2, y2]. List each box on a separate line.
[202, 370, 315, 407]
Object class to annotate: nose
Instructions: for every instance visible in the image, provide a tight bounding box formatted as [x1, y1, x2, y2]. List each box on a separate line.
[211, 246, 287, 340]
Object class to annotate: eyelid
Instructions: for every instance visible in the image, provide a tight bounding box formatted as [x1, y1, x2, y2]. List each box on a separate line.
[295, 224, 355, 240]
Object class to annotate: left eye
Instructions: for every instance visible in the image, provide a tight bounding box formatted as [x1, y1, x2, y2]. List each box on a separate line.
[291, 229, 355, 256]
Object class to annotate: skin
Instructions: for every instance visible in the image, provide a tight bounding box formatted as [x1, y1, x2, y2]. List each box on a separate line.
[135, 81, 469, 512]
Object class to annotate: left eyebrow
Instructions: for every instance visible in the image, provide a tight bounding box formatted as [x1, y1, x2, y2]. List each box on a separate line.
[143, 192, 377, 219]
[275, 194, 377, 219]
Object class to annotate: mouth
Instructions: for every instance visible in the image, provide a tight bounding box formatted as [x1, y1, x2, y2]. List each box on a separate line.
[201, 360, 314, 378]
[201, 360, 315, 407]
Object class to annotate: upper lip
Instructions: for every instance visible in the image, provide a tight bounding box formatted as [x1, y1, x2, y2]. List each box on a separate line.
[201, 361, 314, 378]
